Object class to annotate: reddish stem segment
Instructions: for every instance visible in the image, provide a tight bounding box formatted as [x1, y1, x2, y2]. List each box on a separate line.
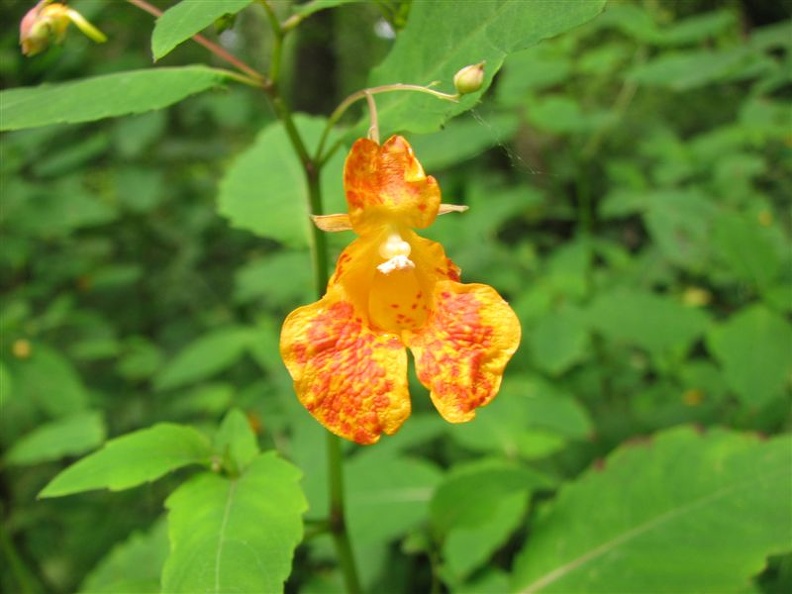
[126, 0, 268, 86]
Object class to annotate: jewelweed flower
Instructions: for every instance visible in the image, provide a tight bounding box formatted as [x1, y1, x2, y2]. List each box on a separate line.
[280, 135, 521, 444]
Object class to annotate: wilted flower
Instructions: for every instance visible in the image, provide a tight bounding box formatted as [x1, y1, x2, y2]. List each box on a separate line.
[280, 135, 521, 444]
[20, 0, 106, 57]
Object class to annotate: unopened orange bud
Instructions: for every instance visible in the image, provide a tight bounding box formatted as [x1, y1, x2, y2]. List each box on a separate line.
[20, 0, 106, 57]
[453, 62, 485, 95]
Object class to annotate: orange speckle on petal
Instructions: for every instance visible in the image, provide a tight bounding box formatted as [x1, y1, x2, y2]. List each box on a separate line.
[406, 281, 521, 423]
[280, 286, 411, 444]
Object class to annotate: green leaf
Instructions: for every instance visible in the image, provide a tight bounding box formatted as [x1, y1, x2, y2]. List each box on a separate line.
[5, 410, 105, 466]
[405, 113, 520, 171]
[750, 21, 792, 52]
[337, 451, 443, 588]
[39, 423, 212, 498]
[456, 570, 511, 594]
[527, 95, 615, 134]
[12, 345, 89, 417]
[545, 239, 592, 300]
[712, 212, 781, 290]
[627, 48, 754, 91]
[451, 375, 592, 460]
[79, 518, 169, 594]
[291, 0, 360, 19]
[33, 132, 110, 177]
[529, 307, 590, 375]
[587, 289, 710, 356]
[114, 167, 165, 214]
[153, 326, 253, 391]
[431, 459, 546, 535]
[233, 250, 313, 306]
[168, 383, 234, 418]
[0, 67, 230, 131]
[6, 177, 117, 238]
[346, 451, 443, 545]
[112, 111, 167, 159]
[152, 0, 254, 61]
[161, 452, 306, 594]
[444, 491, 525, 582]
[598, 7, 736, 47]
[593, 4, 662, 43]
[356, 413, 448, 460]
[497, 47, 573, 105]
[217, 115, 346, 246]
[367, 0, 606, 134]
[706, 305, 792, 407]
[512, 426, 792, 593]
[214, 408, 259, 473]
[247, 317, 289, 376]
[431, 460, 547, 580]
[661, 10, 737, 45]
[116, 336, 163, 381]
[599, 189, 646, 220]
[764, 282, 792, 313]
[0, 360, 11, 409]
[643, 189, 718, 272]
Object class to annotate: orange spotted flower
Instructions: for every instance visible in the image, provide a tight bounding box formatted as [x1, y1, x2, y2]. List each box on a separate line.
[280, 135, 521, 444]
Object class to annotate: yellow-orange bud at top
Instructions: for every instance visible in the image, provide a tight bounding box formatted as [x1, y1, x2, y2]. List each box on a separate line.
[453, 62, 485, 95]
[20, 0, 106, 57]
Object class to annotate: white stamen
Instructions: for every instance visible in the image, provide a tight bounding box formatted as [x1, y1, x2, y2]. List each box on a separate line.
[377, 255, 415, 274]
[377, 233, 414, 274]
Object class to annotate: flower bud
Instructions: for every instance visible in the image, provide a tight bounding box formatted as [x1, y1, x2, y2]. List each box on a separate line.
[453, 62, 485, 95]
[20, 1, 69, 56]
[20, 0, 106, 57]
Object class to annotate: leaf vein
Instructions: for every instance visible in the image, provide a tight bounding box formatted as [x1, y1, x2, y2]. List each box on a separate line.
[214, 479, 238, 594]
[520, 465, 788, 593]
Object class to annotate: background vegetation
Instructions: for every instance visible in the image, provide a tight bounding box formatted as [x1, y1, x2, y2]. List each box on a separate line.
[1, 1, 790, 593]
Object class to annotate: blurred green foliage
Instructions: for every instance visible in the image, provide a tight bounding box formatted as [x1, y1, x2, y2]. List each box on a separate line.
[1, 1, 790, 593]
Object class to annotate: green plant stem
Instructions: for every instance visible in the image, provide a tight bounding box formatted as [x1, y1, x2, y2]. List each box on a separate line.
[326, 433, 362, 594]
[580, 46, 644, 159]
[304, 159, 330, 292]
[304, 139, 360, 594]
[576, 167, 594, 236]
[217, 68, 269, 88]
[258, 10, 360, 591]
[258, 0, 284, 84]
[303, 518, 332, 540]
[315, 83, 460, 164]
[0, 520, 40, 594]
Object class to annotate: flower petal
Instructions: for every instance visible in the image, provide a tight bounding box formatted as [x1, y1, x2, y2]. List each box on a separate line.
[406, 281, 521, 423]
[311, 213, 353, 232]
[332, 233, 461, 334]
[279, 286, 410, 444]
[344, 135, 441, 232]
